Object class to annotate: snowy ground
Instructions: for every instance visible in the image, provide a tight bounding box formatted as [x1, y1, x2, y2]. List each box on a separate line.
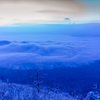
[0, 81, 77, 100]
[0, 81, 100, 100]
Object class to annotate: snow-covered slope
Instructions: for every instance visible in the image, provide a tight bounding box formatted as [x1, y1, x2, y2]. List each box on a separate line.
[0, 81, 100, 100]
[0, 81, 76, 100]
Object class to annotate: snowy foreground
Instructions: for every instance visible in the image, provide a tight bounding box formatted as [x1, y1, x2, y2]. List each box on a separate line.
[0, 82, 100, 100]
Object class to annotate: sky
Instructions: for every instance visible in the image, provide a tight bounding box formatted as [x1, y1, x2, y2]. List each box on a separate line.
[0, 0, 100, 25]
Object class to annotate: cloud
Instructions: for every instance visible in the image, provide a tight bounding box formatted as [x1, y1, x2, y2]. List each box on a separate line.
[0, 38, 100, 69]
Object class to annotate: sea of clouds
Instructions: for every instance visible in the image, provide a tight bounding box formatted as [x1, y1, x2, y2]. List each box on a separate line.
[0, 36, 100, 70]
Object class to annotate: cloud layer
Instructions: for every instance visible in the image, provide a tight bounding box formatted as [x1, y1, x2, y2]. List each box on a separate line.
[0, 37, 100, 69]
